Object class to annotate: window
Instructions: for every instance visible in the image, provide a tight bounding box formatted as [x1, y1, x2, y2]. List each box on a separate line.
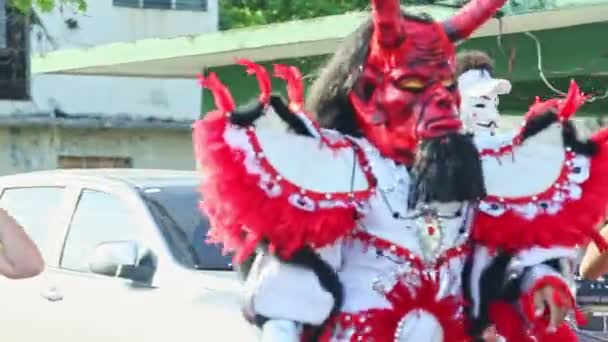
[141, 186, 232, 270]
[61, 190, 139, 273]
[113, 0, 207, 11]
[58, 156, 132, 169]
[174, 0, 207, 10]
[0, 6, 29, 100]
[0, 187, 65, 252]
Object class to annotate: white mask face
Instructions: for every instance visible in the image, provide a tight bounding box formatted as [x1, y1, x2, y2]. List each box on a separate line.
[460, 94, 500, 136]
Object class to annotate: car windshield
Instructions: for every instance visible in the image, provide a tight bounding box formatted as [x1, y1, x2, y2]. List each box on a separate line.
[139, 185, 232, 271]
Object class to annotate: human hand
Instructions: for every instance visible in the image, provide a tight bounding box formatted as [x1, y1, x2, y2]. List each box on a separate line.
[531, 284, 574, 332]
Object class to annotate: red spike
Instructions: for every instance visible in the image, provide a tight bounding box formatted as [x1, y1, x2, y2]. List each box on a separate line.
[443, 0, 508, 42]
[588, 227, 608, 253]
[591, 127, 608, 144]
[273, 64, 305, 112]
[371, 0, 404, 48]
[197, 72, 236, 114]
[575, 309, 588, 327]
[236, 59, 271, 105]
[557, 80, 588, 121]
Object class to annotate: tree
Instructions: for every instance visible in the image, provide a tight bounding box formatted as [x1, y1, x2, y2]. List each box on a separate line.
[9, 0, 86, 13]
[219, 0, 444, 30]
[219, 0, 369, 30]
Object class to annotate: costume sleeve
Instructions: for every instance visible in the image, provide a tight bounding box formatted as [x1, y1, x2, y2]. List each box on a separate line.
[510, 247, 577, 312]
[243, 242, 343, 334]
[193, 68, 375, 264]
[466, 245, 579, 340]
[469, 82, 605, 341]
[473, 83, 608, 254]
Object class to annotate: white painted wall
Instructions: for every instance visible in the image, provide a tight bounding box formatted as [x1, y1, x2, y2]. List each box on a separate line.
[0, 0, 219, 119]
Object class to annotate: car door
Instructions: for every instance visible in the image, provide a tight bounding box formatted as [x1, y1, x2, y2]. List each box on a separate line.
[0, 185, 75, 342]
[43, 187, 160, 342]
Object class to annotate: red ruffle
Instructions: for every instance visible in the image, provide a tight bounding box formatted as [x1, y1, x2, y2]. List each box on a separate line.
[192, 113, 360, 263]
[519, 276, 578, 342]
[489, 300, 577, 342]
[319, 278, 468, 342]
[473, 140, 608, 252]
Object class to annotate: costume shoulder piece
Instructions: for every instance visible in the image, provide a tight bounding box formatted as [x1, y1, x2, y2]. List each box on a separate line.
[474, 81, 608, 252]
[193, 61, 376, 262]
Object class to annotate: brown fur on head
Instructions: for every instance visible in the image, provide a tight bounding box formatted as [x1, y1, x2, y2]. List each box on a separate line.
[456, 50, 494, 77]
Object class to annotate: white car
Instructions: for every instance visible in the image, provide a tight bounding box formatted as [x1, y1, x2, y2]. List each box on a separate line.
[0, 169, 258, 341]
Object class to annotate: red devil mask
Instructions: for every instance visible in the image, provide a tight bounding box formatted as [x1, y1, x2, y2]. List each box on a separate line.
[349, 0, 507, 165]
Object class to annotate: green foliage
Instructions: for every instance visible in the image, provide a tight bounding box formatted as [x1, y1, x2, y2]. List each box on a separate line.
[219, 0, 370, 30]
[218, 0, 448, 30]
[9, 0, 87, 13]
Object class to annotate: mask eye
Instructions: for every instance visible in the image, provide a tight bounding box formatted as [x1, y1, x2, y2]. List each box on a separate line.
[441, 79, 456, 89]
[354, 79, 376, 102]
[474, 103, 486, 109]
[396, 78, 425, 92]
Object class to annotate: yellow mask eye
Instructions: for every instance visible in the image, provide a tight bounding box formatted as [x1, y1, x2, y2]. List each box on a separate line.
[441, 79, 456, 88]
[397, 78, 425, 91]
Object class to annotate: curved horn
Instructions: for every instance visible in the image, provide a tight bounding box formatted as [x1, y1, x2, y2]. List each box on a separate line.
[371, 0, 404, 48]
[443, 0, 507, 42]
[237, 59, 271, 105]
[197, 72, 236, 114]
[273, 64, 305, 112]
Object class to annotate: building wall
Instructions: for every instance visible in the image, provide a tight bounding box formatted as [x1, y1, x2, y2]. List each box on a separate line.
[0, 0, 219, 120]
[0, 126, 194, 175]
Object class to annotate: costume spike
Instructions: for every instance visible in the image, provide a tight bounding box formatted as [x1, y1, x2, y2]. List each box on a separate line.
[443, 0, 507, 42]
[197, 72, 235, 114]
[557, 80, 588, 121]
[592, 128, 608, 144]
[273, 64, 305, 112]
[237, 59, 271, 105]
[371, 0, 404, 48]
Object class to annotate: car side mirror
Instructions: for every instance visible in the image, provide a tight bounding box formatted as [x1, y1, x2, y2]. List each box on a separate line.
[89, 241, 156, 284]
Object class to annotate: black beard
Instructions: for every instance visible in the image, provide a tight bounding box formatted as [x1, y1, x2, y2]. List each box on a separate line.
[408, 133, 486, 209]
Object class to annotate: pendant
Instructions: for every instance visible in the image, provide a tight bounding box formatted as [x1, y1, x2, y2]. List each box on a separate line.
[415, 210, 443, 262]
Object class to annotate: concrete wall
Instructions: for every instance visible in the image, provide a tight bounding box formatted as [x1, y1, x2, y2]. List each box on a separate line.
[0, 0, 219, 120]
[0, 126, 194, 175]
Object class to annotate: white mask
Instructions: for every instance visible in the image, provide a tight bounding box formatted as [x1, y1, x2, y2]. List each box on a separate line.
[460, 94, 500, 136]
[457, 68, 512, 137]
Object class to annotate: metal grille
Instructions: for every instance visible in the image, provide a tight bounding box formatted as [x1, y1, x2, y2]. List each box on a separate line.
[175, 0, 207, 10]
[142, 0, 172, 9]
[113, 0, 207, 11]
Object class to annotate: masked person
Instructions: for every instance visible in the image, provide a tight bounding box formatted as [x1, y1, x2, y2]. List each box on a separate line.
[193, 0, 608, 340]
[457, 50, 512, 137]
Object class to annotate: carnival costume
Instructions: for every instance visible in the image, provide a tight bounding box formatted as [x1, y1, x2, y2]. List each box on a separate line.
[193, 0, 608, 340]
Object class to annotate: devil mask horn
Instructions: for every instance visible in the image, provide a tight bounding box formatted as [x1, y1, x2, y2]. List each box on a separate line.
[371, 0, 405, 48]
[442, 0, 508, 42]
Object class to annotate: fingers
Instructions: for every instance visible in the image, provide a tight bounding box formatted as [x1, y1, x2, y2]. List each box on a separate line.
[533, 289, 546, 317]
[482, 326, 499, 342]
[538, 286, 571, 333]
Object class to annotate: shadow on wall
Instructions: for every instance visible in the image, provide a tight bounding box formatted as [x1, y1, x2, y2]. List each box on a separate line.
[8, 127, 33, 169]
